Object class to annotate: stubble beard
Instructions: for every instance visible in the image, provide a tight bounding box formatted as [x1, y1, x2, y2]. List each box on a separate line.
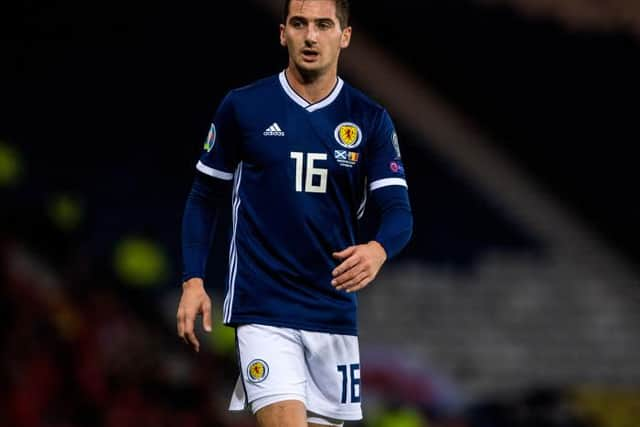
[292, 51, 340, 84]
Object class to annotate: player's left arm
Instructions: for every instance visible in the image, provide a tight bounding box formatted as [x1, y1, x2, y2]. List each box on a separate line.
[332, 108, 413, 292]
[332, 185, 413, 292]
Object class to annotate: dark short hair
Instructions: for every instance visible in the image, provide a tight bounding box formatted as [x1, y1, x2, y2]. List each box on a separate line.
[283, 0, 350, 29]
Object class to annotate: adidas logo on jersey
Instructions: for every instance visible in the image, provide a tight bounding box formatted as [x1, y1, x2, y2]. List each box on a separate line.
[263, 122, 285, 136]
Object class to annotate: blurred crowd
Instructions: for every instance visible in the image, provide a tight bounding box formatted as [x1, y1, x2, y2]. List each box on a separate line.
[1, 240, 244, 427]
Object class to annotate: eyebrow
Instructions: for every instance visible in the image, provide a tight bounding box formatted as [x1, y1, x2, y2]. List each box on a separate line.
[289, 16, 336, 24]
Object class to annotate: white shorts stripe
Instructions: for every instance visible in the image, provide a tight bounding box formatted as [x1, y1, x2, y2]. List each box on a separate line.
[369, 177, 408, 191]
[196, 160, 234, 181]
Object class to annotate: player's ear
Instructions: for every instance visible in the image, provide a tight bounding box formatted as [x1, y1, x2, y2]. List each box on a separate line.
[340, 26, 352, 49]
[280, 24, 287, 47]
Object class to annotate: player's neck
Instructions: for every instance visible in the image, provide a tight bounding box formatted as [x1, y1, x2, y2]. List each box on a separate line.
[285, 66, 338, 104]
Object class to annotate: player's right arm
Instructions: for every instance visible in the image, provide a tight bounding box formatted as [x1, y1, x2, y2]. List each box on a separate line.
[177, 92, 239, 352]
[177, 172, 231, 352]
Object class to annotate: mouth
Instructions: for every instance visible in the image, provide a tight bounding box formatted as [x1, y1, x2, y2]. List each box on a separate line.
[301, 49, 319, 61]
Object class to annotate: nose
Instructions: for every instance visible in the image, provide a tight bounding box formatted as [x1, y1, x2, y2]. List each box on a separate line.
[305, 24, 319, 45]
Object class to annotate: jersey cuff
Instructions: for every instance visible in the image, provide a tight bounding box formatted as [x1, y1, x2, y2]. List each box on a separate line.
[369, 177, 408, 191]
[196, 160, 234, 181]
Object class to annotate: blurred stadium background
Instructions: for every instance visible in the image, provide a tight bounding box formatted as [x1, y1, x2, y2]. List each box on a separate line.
[1, 1, 639, 426]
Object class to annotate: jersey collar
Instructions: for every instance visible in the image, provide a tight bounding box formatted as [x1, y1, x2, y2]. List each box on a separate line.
[279, 70, 344, 113]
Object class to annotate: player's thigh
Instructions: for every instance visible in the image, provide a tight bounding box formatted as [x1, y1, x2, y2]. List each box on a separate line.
[255, 399, 307, 427]
[301, 331, 362, 422]
[236, 324, 306, 407]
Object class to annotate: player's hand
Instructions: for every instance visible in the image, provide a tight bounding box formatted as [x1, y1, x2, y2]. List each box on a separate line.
[331, 241, 387, 293]
[176, 278, 212, 353]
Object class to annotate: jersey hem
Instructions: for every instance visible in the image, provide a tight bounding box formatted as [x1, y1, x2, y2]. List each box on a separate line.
[226, 317, 358, 336]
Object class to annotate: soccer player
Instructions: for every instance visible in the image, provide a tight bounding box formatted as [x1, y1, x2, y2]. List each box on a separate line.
[176, 0, 413, 425]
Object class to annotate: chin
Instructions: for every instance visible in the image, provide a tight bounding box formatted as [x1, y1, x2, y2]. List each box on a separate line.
[292, 63, 317, 77]
[297, 61, 326, 74]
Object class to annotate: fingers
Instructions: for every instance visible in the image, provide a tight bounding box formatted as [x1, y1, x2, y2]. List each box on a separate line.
[332, 256, 362, 285]
[332, 255, 360, 280]
[335, 271, 369, 292]
[332, 245, 356, 260]
[343, 276, 373, 293]
[184, 312, 200, 352]
[177, 304, 204, 352]
[177, 286, 212, 353]
[333, 257, 370, 292]
[176, 309, 186, 342]
[202, 302, 213, 332]
[332, 243, 387, 293]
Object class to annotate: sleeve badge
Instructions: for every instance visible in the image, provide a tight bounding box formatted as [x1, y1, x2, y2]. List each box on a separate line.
[203, 123, 216, 152]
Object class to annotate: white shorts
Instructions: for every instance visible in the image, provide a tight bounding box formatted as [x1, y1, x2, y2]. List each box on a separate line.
[229, 324, 363, 422]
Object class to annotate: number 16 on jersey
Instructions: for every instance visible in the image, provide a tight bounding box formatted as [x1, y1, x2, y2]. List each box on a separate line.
[290, 152, 328, 194]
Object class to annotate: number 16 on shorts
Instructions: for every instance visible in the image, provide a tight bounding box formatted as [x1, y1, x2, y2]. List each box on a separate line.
[337, 363, 360, 404]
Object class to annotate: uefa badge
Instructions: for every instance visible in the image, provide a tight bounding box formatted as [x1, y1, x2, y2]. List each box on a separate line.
[334, 122, 363, 149]
[247, 359, 269, 383]
[389, 161, 404, 174]
[203, 123, 216, 152]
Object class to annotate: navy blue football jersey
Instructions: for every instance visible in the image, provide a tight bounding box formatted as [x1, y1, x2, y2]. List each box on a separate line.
[197, 71, 407, 335]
